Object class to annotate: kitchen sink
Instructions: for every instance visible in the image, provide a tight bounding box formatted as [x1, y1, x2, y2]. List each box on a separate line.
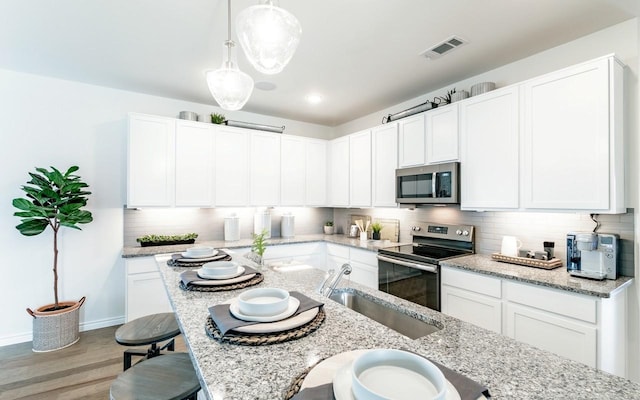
[328, 289, 442, 339]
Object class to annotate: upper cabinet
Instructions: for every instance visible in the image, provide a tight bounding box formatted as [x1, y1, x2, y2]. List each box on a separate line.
[305, 139, 328, 206]
[372, 123, 399, 207]
[328, 136, 350, 207]
[174, 120, 215, 207]
[127, 113, 176, 207]
[250, 131, 280, 206]
[521, 56, 624, 213]
[349, 130, 372, 207]
[398, 113, 426, 167]
[281, 135, 327, 206]
[460, 86, 520, 210]
[215, 126, 250, 206]
[426, 103, 459, 164]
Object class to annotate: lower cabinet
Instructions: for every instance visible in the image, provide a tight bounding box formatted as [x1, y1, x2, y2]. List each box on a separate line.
[263, 243, 325, 270]
[326, 243, 379, 290]
[125, 257, 172, 322]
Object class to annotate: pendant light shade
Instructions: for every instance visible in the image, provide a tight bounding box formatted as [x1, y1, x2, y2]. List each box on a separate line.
[207, 41, 254, 111]
[236, 0, 302, 75]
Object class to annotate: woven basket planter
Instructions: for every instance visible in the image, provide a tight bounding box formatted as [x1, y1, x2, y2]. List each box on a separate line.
[27, 297, 85, 352]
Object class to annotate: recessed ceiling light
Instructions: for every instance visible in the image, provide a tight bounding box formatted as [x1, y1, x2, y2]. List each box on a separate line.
[255, 81, 277, 91]
[305, 94, 323, 104]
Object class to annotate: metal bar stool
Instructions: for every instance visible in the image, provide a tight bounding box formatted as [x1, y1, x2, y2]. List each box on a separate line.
[115, 312, 181, 370]
[110, 352, 200, 400]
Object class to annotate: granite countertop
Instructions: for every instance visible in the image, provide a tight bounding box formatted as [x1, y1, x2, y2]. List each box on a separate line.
[122, 234, 406, 258]
[441, 254, 633, 298]
[156, 251, 640, 400]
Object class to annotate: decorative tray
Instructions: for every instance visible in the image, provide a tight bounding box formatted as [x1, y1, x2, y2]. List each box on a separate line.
[491, 253, 563, 270]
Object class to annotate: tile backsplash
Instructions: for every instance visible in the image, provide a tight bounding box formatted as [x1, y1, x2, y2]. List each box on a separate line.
[332, 206, 635, 277]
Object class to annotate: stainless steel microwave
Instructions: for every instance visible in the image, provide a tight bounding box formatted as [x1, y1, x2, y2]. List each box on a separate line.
[396, 162, 460, 205]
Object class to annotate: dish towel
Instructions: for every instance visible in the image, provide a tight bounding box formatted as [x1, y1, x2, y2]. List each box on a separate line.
[292, 351, 490, 400]
[209, 291, 324, 336]
[180, 266, 258, 288]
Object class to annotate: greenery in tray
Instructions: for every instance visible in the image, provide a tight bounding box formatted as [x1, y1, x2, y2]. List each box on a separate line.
[136, 233, 199, 244]
[210, 113, 226, 124]
[251, 229, 268, 257]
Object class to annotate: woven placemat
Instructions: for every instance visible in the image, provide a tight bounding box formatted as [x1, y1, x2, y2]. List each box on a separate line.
[167, 254, 233, 268]
[283, 359, 325, 400]
[179, 274, 263, 292]
[205, 308, 325, 346]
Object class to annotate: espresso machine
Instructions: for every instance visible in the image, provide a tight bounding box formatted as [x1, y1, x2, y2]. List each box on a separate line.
[566, 232, 619, 280]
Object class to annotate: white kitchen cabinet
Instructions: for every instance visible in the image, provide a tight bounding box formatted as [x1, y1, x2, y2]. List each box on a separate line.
[328, 136, 350, 207]
[215, 126, 250, 206]
[127, 113, 175, 207]
[349, 130, 372, 207]
[326, 244, 378, 290]
[125, 257, 172, 322]
[460, 86, 520, 210]
[264, 242, 326, 270]
[398, 114, 426, 167]
[250, 131, 280, 206]
[441, 267, 502, 334]
[305, 139, 327, 206]
[174, 120, 215, 207]
[426, 103, 459, 164]
[372, 123, 398, 207]
[280, 135, 306, 206]
[521, 55, 624, 213]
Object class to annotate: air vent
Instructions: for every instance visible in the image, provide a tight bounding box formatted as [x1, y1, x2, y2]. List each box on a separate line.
[420, 36, 468, 60]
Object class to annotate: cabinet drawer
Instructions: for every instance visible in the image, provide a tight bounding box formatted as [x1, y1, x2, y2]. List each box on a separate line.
[350, 248, 377, 266]
[326, 243, 350, 258]
[441, 266, 501, 298]
[126, 257, 159, 274]
[505, 281, 597, 323]
[264, 242, 324, 259]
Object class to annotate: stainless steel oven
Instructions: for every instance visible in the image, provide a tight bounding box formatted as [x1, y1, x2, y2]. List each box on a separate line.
[377, 222, 474, 311]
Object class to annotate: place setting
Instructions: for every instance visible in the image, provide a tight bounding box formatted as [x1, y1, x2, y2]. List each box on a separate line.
[205, 288, 325, 345]
[179, 260, 264, 292]
[167, 246, 232, 267]
[285, 349, 490, 400]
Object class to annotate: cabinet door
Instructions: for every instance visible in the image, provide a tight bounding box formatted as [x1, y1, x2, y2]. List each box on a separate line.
[328, 137, 350, 207]
[250, 131, 280, 206]
[372, 123, 398, 207]
[215, 127, 249, 206]
[280, 135, 306, 206]
[305, 139, 327, 206]
[349, 130, 372, 207]
[522, 58, 610, 210]
[441, 285, 502, 334]
[398, 114, 426, 167]
[350, 261, 378, 290]
[126, 272, 172, 322]
[175, 120, 215, 206]
[127, 114, 175, 207]
[505, 303, 597, 368]
[426, 104, 459, 164]
[460, 86, 519, 210]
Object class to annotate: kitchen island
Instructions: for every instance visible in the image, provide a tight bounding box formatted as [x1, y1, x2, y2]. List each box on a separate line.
[156, 251, 640, 400]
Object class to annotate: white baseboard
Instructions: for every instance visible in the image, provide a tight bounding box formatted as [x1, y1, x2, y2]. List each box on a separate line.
[0, 315, 125, 347]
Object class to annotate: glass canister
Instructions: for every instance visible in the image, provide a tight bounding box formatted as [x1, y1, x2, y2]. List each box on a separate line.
[224, 214, 240, 241]
[281, 213, 295, 238]
[253, 209, 272, 238]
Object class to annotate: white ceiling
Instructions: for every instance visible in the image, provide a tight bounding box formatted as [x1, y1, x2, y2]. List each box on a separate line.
[0, 1, 638, 126]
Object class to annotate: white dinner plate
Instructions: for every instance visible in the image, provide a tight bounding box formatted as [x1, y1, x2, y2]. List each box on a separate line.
[197, 266, 245, 280]
[189, 272, 256, 286]
[218, 298, 320, 334]
[299, 350, 477, 400]
[180, 249, 219, 259]
[229, 296, 300, 322]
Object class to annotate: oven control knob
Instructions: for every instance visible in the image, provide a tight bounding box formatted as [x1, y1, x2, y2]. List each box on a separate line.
[411, 226, 421, 231]
[462, 230, 470, 236]
[456, 229, 462, 235]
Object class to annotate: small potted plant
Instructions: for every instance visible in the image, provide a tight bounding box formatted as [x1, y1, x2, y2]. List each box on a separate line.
[323, 221, 334, 235]
[249, 229, 268, 267]
[371, 222, 383, 240]
[211, 113, 226, 124]
[12, 166, 93, 352]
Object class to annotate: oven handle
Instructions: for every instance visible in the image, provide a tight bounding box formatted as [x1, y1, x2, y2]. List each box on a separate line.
[377, 255, 438, 273]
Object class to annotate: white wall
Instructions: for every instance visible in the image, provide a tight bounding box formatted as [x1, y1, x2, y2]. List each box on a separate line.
[0, 70, 332, 346]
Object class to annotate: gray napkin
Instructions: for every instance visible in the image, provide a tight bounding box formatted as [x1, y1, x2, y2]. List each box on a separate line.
[180, 265, 259, 287]
[292, 351, 490, 400]
[208, 291, 324, 336]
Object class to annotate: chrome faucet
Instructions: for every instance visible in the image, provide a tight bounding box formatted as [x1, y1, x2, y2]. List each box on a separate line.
[318, 263, 352, 297]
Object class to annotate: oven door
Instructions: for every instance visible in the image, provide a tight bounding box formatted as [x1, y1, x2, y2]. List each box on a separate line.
[377, 254, 440, 311]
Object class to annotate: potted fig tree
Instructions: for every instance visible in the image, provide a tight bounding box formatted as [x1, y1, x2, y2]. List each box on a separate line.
[12, 166, 93, 352]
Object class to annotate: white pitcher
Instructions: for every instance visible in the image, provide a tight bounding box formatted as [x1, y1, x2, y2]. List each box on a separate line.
[501, 236, 522, 257]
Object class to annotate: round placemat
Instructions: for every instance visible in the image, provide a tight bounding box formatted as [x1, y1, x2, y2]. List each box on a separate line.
[167, 254, 232, 268]
[179, 274, 263, 292]
[283, 359, 325, 400]
[205, 308, 325, 346]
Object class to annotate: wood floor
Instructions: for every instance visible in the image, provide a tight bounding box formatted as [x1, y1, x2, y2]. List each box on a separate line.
[0, 325, 187, 400]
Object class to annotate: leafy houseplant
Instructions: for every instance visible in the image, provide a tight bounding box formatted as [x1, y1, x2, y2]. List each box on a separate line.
[371, 222, 383, 240]
[12, 166, 93, 351]
[211, 113, 226, 124]
[250, 229, 268, 266]
[323, 221, 334, 235]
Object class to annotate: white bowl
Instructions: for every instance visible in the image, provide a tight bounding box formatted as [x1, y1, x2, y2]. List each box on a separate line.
[186, 246, 214, 256]
[237, 288, 290, 317]
[200, 261, 238, 277]
[351, 349, 447, 400]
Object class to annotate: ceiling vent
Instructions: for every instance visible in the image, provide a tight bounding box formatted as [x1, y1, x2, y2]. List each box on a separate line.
[420, 36, 468, 60]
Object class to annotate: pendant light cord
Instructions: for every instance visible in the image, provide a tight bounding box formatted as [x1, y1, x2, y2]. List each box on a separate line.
[225, 0, 232, 63]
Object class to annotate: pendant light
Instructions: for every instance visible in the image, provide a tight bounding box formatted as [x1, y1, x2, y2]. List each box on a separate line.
[206, 0, 254, 111]
[236, 0, 302, 75]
